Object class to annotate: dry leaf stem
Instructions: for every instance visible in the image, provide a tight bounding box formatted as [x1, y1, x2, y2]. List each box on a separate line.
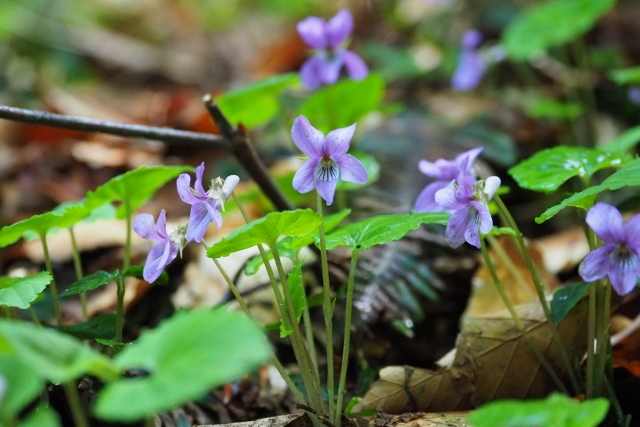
[480, 237, 568, 393]
[494, 195, 582, 394]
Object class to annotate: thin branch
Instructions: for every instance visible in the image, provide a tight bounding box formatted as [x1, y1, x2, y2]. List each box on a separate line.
[203, 95, 293, 211]
[0, 104, 228, 148]
[0, 103, 294, 211]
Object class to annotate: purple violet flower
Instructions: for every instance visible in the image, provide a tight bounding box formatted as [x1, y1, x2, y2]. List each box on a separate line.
[413, 147, 483, 213]
[177, 162, 239, 243]
[579, 203, 640, 295]
[451, 29, 486, 91]
[434, 156, 500, 248]
[133, 210, 183, 283]
[297, 9, 368, 90]
[291, 115, 368, 205]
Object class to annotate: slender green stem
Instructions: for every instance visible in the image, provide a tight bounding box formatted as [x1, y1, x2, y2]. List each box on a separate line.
[271, 243, 325, 414]
[481, 237, 568, 393]
[587, 284, 596, 398]
[123, 201, 132, 272]
[2, 306, 13, 319]
[40, 234, 63, 326]
[115, 201, 133, 343]
[302, 284, 320, 380]
[231, 193, 322, 410]
[494, 195, 581, 394]
[335, 250, 360, 427]
[63, 380, 89, 427]
[317, 193, 336, 421]
[68, 227, 88, 321]
[485, 235, 536, 300]
[28, 306, 41, 326]
[115, 275, 125, 343]
[212, 257, 307, 405]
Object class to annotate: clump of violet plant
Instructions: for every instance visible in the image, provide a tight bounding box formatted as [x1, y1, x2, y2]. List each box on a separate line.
[134, 164, 239, 282]
[297, 9, 368, 90]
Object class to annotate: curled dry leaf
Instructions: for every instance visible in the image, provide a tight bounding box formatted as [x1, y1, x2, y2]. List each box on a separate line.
[354, 298, 589, 414]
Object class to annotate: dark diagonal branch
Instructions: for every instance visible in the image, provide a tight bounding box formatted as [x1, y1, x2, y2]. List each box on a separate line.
[0, 103, 293, 211]
[0, 105, 227, 148]
[203, 95, 294, 211]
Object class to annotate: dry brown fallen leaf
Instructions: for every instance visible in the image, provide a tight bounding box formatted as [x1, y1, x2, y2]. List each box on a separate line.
[353, 298, 589, 414]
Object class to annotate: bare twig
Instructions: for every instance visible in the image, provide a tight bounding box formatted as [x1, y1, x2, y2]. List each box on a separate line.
[0, 105, 227, 148]
[203, 95, 293, 211]
[0, 103, 293, 211]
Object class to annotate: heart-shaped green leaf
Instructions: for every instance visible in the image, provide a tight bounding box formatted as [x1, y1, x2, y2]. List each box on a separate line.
[551, 282, 591, 325]
[217, 73, 300, 128]
[0, 355, 44, 418]
[469, 392, 608, 427]
[244, 209, 351, 276]
[59, 270, 118, 298]
[94, 308, 272, 422]
[0, 272, 51, 309]
[0, 205, 88, 247]
[207, 209, 322, 259]
[86, 165, 192, 218]
[502, 0, 616, 61]
[0, 320, 118, 383]
[323, 212, 449, 251]
[509, 146, 630, 193]
[601, 125, 640, 153]
[536, 157, 640, 223]
[59, 314, 117, 341]
[299, 73, 385, 134]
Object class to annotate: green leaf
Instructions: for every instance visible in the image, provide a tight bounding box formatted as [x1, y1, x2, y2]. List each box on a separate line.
[217, 73, 300, 128]
[0, 205, 88, 247]
[527, 99, 583, 120]
[323, 212, 449, 251]
[23, 201, 117, 241]
[244, 209, 352, 276]
[18, 407, 60, 427]
[0, 320, 118, 383]
[299, 73, 385, 133]
[94, 308, 272, 422]
[86, 165, 192, 218]
[601, 125, 640, 153]
[280, 263, 305, 338]
[502, 0, 616, 61]
[0, 272, 52, 309]
[536, 157, 640, 223]
[468, 393, 608, 427]
[59, 270, 118, 297]
[0, 355, 44, 418]
[551, 282, 591, 325]
[610, 66, 640, 85]
[123, 265, 169, 284]
[59, 314, 117, 340]
[508, 146, 630, 194]
[207, 209, 322, 259]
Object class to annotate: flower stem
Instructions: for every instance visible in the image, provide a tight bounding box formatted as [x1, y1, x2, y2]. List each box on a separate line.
[494, 195, 582, 394]
[115, 201, 132, 343]
[485, 235, 536, 300]
[270, 242, 326, 414]
[211, 256, 307, 405]
[231, 193, 323, 412]
[68, 227, 88, 321]
[63, 380, 89, 427]
[334, 249, 360, 427]
[481, 237, 568, 393]
[302, 282, 320, 380]
[317, 193, 336, 422]
[40, 234, 62, 327]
